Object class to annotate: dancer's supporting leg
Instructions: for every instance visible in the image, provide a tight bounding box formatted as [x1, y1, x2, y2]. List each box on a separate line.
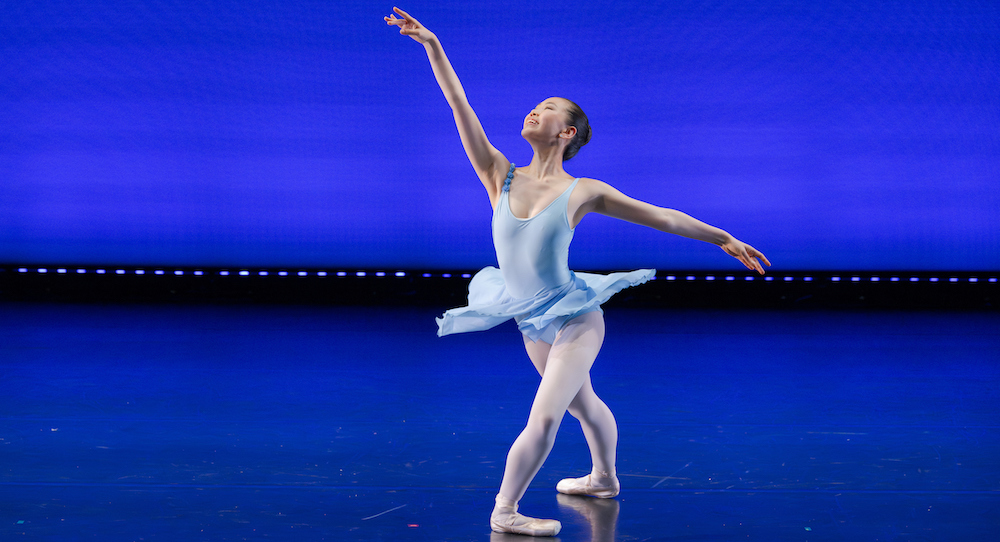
[524, 321, 620, 498]
[490, 311, 606, 536]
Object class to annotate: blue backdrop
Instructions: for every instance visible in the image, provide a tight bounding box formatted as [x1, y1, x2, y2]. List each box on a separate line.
[2, 1, 997, 270]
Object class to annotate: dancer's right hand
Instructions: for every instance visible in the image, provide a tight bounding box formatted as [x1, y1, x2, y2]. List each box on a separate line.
[384, 7, 435, 44]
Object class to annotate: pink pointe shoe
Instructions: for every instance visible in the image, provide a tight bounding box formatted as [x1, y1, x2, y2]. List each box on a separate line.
[490, 494, 561, 537]
[555, 471, 620, 499]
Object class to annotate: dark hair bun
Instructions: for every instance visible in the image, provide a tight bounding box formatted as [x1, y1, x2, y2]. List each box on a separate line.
[563, 100, 591, 162]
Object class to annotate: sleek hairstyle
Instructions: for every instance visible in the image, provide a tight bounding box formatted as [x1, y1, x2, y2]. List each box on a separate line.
[563, 99, 592, 161]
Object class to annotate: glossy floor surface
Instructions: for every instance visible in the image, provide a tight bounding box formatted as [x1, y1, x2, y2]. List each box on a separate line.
[1, 303, 998, 541]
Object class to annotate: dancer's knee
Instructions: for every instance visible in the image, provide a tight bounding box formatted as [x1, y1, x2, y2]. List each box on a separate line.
[525, 413, 561, 441]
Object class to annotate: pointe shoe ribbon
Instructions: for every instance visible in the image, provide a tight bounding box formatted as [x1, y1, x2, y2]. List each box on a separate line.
[555, 473, 620, 499]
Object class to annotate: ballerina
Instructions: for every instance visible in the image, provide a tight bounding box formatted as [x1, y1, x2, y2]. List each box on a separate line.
[385, 7, 770, 537]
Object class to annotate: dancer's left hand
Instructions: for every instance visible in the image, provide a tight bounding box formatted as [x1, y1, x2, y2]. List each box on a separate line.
[384, 7, 435, 44]
[721, 238, 771, 274]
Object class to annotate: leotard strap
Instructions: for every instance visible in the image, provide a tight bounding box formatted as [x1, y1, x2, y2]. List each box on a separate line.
[502, 163, 515, 193]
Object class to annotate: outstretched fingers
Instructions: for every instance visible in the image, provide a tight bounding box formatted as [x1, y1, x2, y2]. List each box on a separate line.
[392, 6, 416, 22]
[752, 247, 772, 269]
[725, 240, 770, 274]
[384, 7, 415, 26]
[384, 7, 424, 37]
[744, 245, 770, 275]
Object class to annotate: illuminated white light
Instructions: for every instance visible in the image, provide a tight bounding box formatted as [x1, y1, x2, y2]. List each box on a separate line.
[154, 270, 165, 275]
[949, 277, 958, 283]
[764, 276, 773, 281]
[851, 277, 860, 282]
[194, 271, 203, 276]
[461, 273, 471, 278]
[116, 269, 126, 275]
[356, 271, 366, 277]
[278, 271, 288, 277]
[665, 275, 676, 281]
[870, 277, 880, 282]
[76, 269, 86, 274]
[135, 270, 145, 275]
[705, 275, 715, 281]
[783, 276, 793, 281]
[803, 277, 813, 282]
[395, 271, 406, 277]
[336, 271, 346, 277]
[744, 276, 754, 281]
[725, 276, 735, 281]
[38, 268, 48, 273]
[422, 273, 432, 278]
[989, 278, 997, 283]
[968, 277, 978, 283]
[57, 268, 67, 274]
[298, 271, 308, 276]
[219, 271, 230, 276]
[96, 269, 106, 274]
[910, 277, 920, 282]
[375, 271, 386, 277]
[317, 271, 328, 277]
[18, 268, 28, 273]
[686, 275, 696, 281]
[258, 271, 268, 276]
[890, 277, 899, 282]
[175, 270, 184, 276]
[929, 277, 939, 282]
[831, 276, 841, 282]
[239, 271, 249, 276]
[442, 273, 452, 278]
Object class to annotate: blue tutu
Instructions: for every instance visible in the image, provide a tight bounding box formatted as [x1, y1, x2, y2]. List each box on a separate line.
[436, 266, 655, 344]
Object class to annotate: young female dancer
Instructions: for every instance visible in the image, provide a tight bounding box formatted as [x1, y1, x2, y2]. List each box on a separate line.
[385, 7, 770, 537]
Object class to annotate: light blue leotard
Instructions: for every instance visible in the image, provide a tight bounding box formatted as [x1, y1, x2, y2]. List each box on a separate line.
[436, 163, 655, 344]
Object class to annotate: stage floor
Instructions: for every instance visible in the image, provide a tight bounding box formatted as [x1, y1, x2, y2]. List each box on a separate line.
[2, 302, 998, 541]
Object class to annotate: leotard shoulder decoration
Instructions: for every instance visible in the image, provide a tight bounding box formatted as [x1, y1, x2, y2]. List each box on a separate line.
[502, 162, 515, 192]
[437, 162, 654, 344]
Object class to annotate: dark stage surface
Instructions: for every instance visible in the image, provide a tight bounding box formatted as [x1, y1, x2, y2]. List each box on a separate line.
[2, 303, 998, 541]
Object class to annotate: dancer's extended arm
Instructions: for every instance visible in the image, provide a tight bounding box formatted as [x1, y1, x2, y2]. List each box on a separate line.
[579, 180, 771, 274]
[385, 7, 507, 201]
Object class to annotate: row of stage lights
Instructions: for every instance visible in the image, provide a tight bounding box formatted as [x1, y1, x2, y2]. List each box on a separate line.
[16, 267, 466, 279]
[11, 267, 998, 284]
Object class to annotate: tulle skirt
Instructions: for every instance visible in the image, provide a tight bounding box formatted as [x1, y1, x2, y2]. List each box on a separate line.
[436, 266, 655, 344]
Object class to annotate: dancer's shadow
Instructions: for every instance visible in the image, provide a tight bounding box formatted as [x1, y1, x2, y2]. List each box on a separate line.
[556, 494, 619, 542]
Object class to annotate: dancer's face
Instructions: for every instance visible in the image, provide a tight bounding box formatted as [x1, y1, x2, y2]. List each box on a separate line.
[522, 97, 576, 142]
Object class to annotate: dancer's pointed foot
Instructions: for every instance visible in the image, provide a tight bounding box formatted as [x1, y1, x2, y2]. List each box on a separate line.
[555, 471, 620, 498]
[490, 494, 561, 537]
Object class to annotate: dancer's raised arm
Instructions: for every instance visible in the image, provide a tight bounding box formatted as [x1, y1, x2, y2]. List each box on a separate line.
[385, 7, 508, 201]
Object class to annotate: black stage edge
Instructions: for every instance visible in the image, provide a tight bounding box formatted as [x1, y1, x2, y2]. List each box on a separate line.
[2, 265, 995, 310]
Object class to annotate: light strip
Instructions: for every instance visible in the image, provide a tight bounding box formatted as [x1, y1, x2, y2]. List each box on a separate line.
[6, 267, 998, 285]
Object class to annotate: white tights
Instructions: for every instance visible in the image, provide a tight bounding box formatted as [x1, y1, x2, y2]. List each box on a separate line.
[497, 310, 618, 503]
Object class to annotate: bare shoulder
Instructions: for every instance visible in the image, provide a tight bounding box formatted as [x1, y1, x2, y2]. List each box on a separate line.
[573, 177, 614, 195]
[568, 177, 620, 226]
[571, 177, 624, 206]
